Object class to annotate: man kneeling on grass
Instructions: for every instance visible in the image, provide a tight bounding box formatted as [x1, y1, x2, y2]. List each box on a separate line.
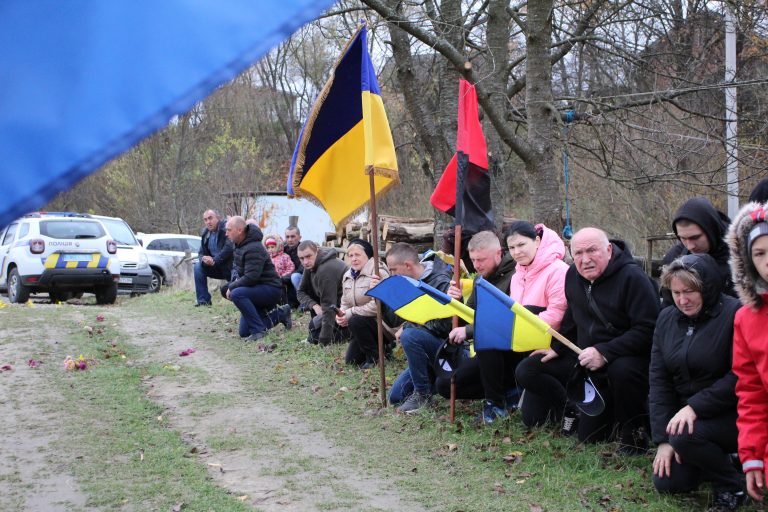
[221, 216, 291, 342]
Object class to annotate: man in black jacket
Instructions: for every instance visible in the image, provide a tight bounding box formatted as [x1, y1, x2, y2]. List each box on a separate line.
[662, 197, 734, 298]
[194, 209, 233, 306]
[283, 226, 304, 307]
[296, 240, 348, 345]
[383, 243, 453, 413]
[516, 227, 660, 453]
[221, 216, 290, 342]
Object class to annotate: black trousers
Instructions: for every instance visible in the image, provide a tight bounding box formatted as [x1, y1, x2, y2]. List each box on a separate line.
[476, 349, 529, 406]
[435, 356, 485, 400]
[653, 412, 741, 493]
[515, 352, 650, 444]
[345, 314, 391, 365]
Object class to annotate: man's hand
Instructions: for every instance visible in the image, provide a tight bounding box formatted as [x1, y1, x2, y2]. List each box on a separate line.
[531, 348, 559, 363]
[225, 288, 231, 300]
[447, 281, 462, 301]
[395, 325, 404, 343]
[335, 309, 348, 327]
[448, 326, 467, 345]
[202, 255, 214, 266]
[370, 274, 381, 288]
[312, 304, 323, 316]
[666, 405, 697, 436]
[747, 470, 766, 501]
[652, 443, 681, 479]
[578, 347, 606, 371]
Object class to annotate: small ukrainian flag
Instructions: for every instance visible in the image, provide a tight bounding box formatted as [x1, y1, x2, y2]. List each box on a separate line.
[366, 275, 473, 325]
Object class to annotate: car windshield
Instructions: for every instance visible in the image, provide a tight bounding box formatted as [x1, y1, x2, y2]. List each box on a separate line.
[100, 218, 139, 245]
[40, 220, 105, 239]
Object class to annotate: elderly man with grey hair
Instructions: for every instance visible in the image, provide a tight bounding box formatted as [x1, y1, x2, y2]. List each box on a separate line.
[515, 228, 659, 454]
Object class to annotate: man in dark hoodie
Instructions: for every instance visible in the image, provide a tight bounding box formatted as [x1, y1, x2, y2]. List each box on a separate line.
[194, 209, 233, 306]
[383, 243, 454, 413]
[663, 197, 735, 298]
[222, 216, 291, 342]
[516, 228, 660, 453]
[296, 240, 349, 345]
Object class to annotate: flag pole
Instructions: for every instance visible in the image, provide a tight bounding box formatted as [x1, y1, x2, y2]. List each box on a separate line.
[368, 172, 388, 407]
[449, 223, 463, 423]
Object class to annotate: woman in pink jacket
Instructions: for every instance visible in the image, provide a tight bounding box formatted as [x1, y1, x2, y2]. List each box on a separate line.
[475, 221, 569, 423]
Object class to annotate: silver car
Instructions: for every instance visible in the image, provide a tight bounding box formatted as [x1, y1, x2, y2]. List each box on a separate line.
[136, 233, 201, 292]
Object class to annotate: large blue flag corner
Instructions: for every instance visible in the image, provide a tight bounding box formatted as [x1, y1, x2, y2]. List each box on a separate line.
[0, 0, 335, 230]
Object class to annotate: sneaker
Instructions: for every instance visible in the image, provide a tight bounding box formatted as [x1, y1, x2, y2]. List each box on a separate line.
[473, 400, 509, 427]
[245, 331, 267, 342]
[397, 391, 431, 414]
[360, 360, 377, 370]
[279, 304, 292, 330]
[709, 490, 749, 511]
[194, 301, 212, 307]
[561, 408, 579, 437]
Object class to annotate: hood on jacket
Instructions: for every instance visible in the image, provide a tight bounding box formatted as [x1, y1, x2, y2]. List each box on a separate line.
[727, 201, 768, 309]
[666, 253, 724, 311]
[672, 197, 730, 258]
[240, 224, 264, 245]
[591, 239, 637, 283]
[312, 247, 341, 269]
[262, 232, 284, 252]
[518, 223, 565, 276]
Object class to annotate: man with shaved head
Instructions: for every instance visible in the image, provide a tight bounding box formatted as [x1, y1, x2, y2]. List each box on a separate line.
[221, 216, 291, 342]
[194, 209, 233, 306]
[516, 227, 659, 454]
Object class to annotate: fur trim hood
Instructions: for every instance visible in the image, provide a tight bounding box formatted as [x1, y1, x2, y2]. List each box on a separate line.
[727, 201, 768, 309]
[263, 232, 284, 252]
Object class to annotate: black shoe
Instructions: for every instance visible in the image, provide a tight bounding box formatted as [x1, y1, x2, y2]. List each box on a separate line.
[245, 332, 267, 342]
[195, 301, 212, 307]
[709, 490, 749, 511]
[360, 360, 378, 370]
[280, 304, 292, 330]
[617, 426, 650, 455]
[561, 408, 579, 437]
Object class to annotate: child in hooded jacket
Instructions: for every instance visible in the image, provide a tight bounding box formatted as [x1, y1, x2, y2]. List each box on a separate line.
[727, 201, 768, 503]
[264, 233, 295, 278]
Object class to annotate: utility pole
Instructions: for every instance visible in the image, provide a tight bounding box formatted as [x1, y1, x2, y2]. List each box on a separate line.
[725, 5, 739, 217]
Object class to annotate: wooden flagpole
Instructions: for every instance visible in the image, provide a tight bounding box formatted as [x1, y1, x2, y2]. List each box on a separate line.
[449, 223, 462, 423]
[368, 173, 387, 407]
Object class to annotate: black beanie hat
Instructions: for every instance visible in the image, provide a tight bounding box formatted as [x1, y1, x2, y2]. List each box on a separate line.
[348, 238, 374, 258]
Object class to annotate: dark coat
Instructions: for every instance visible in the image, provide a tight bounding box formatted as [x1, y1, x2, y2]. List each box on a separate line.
[284, 243, 303, 273]
[297, 248, 348, 344]
[662, 197, 734, 298]
[649, 253, 740, 445]
[554, 240, 659, 361]
[227, 224, 281, 291]
[199, 219, 233, 271]
[465, 252, 516, 339]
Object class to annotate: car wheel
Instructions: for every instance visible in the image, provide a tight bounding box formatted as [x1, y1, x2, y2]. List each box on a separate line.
[95, 283, 118, 304]
[149, 269, 163, 293]
[8, 268, 30, 303]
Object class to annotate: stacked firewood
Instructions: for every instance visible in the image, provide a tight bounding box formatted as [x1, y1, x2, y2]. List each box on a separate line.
[324, 215, 436, 253]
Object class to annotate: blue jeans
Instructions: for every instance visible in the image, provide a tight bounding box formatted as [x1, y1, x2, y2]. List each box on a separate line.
[228, 284, 283, 336]
[400, 327, 445, 395]
[389, 369, 414, 405]
[290, 272, 303, 291]
[194, 261, 229, 304]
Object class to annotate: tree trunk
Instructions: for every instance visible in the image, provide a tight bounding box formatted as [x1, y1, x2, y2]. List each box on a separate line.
[525, 0, 562, 232]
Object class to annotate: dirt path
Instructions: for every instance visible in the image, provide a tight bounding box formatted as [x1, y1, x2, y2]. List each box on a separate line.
[0, 309, 92, 512]
[118, 307, 424, 512]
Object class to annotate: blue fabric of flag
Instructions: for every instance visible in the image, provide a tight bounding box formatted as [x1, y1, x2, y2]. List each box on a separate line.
[0, 0, 335, 230]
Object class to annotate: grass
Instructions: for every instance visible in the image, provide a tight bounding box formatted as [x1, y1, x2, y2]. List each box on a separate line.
[1, 291, 763, 511]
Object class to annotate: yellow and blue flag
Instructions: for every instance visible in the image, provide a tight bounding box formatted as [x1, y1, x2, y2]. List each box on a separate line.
[288, 24, 399, 225]
[474, 278, 552, 352]
[366, 275, 474, 325]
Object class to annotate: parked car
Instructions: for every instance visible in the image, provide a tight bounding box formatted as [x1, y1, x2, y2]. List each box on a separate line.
[136, 233, 201, 292]
[90, 215, 153, 295]
[0, 213, 121, 303]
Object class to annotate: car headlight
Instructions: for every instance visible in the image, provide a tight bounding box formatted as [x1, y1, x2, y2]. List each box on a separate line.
[138, 253, 149, 269]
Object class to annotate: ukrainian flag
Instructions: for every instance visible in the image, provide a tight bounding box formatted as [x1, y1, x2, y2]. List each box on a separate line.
[366, 275, 474, 325]
[288, 24, 399, 226]
[474, 278, 552, 352]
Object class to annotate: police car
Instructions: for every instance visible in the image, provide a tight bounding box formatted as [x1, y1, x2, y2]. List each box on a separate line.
[0, 213, 121, 303]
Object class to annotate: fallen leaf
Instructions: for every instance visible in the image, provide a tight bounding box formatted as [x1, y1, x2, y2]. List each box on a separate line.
[96, 315, 105, 322]
[1, 364, 12, 371]
[139, 449, 144, 461]
[502, 436, 512, 444]
[236, 495, 248, 502]
[445, 443, 458, 452]
[28, 359, 42, 368]
[503, 451, 524, 464]
[310, 385, 320, 393]
[530, 505, 543, 512]
[493, 482, 506, 494]
[179, 348, 196, 357]
[288, 375, 299, 385]
[171, 502, 185, 512]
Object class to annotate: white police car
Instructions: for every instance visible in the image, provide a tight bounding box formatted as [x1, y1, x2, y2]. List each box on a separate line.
[0, 213, 121, 303]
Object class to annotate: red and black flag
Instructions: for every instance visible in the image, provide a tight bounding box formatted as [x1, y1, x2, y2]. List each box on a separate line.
[430, 80, 494, 233]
